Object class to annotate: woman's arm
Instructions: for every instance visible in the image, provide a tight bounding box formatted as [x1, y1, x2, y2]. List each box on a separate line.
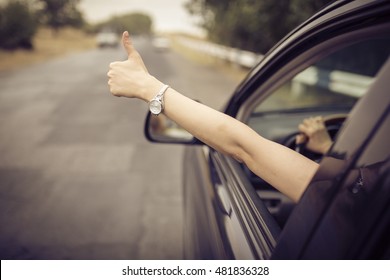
[108, 31, 319, 202]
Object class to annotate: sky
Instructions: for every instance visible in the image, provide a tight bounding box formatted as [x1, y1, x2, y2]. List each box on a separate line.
[79, 0, 204, 35]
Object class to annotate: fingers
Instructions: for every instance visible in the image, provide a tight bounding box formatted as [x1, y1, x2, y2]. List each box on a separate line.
[122, 31, 134, 58]
[302, 116, 320, 127]
[299, 116, 325, 134]
[107, 62, 121, 97]
[107, 32, 149, 99]
[296, 134, 307, 145]
[298, 122, 311, 135]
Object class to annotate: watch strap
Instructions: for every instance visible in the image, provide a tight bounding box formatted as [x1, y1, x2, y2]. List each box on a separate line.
[149, 84, 169, 115]
[153, 84, 169, 102]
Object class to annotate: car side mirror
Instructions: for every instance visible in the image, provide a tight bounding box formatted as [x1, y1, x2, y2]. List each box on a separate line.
[144, 112, 202, 145]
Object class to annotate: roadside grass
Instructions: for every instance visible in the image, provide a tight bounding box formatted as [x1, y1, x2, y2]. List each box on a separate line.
[0, 28, 249, 83]
[0, 27, 96, 72]
[169, 34, 250, 83]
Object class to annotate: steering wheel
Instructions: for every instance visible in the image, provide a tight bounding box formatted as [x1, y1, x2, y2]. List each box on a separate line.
[282, 114, 348, 162]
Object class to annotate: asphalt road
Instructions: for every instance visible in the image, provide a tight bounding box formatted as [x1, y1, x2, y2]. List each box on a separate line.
[0, 37, 239, 259]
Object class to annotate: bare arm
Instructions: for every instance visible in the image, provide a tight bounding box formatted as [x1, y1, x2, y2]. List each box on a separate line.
[107, 31, 319, 202]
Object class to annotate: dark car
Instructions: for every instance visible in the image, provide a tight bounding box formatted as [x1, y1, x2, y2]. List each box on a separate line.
[145, 0, 390, 259]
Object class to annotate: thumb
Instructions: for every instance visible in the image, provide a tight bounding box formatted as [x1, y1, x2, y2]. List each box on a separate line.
[122, 31, 134, 58]
[121, 31, 149, 73]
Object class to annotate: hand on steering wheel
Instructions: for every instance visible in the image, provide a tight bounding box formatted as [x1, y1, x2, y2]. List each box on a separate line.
[283, 114, 347, 161]
[296, 116, 333, 155]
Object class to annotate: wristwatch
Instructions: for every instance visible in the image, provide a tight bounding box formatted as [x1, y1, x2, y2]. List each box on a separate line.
[149, 84, 170, 116]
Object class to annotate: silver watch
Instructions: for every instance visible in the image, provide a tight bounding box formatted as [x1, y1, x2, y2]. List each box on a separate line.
[149, 84, 169, 116]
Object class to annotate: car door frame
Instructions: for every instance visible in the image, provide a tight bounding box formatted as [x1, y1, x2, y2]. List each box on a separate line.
[208, 0, 390, 259]
[178, 0, 390, 260]
[225, 0, 390, 119]
[272, 59, 390, 259]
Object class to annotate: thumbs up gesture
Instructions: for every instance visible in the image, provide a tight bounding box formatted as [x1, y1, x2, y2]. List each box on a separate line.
[107, 31, 162, 101]
[121, 31, 148, 72]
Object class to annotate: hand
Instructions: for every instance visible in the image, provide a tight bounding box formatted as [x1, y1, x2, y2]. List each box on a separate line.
[107, 31, 162, 101]
[296, 116, 333, 154]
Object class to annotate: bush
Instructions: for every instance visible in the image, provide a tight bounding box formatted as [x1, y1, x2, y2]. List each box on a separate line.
[0, 1, 38, 50]
[96, 12, 153, 36]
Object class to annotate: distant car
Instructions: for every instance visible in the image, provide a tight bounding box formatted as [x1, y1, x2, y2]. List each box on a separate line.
[145, 0, 390, 259]
[96, 31, 119, 48]
[152, 36, 170, 51]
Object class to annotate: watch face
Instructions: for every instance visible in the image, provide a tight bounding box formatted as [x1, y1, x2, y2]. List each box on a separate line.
[149, 99, 162, 115]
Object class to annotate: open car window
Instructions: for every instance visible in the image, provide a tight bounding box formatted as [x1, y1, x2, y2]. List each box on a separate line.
[253, 38, 388, 114]
[241, 34, 390, 228]
[247, 36, 390, 140]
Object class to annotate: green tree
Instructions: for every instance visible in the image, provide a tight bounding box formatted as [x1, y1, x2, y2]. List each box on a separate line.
[0, 1, 38, 50]
[97, 13, 153, 36]
[185, 0, 331, 53]
[39, 0, 84, 32]
[120, 13, 153, 35]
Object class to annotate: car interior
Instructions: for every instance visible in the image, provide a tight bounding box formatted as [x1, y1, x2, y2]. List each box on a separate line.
[241, 35, 390, 228]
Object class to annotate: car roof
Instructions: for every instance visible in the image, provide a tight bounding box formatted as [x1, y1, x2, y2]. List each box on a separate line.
[227, 0, 390, 116]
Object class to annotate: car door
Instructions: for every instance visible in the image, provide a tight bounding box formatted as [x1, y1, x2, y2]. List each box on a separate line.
[272, 60, 390, 259]
[204, 1, 390, 259]
[145, 1, 390, 260]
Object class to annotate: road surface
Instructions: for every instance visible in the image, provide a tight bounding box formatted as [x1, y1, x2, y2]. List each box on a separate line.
[0, 38, 240, 259]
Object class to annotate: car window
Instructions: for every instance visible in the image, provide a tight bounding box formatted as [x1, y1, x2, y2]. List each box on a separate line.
[242, 34, 390, 228]
[299, 110, 390, 259]
[251, 37, 389, 115]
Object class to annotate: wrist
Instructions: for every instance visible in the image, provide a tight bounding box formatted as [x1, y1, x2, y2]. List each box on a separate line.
[140, 75, 164, 102]
[321, 141, 332, 154]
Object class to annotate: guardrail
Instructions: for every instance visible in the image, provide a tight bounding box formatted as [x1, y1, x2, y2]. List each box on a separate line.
[174, 36, 374, 98]
[175, 36, 264, 69]
[292, 66, 373, 98]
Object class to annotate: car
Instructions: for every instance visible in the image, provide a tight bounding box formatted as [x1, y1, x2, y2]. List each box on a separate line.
[96, 31, 119, 48]
[152, 36, 171, 51]
[144, 0, 390, 259]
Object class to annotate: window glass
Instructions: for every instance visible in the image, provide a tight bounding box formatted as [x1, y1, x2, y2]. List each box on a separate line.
[244, 35, 390, 228]
[355, 116, 390, 172]
[300, 115, 390, 259]
[252, 38, 390, 114]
